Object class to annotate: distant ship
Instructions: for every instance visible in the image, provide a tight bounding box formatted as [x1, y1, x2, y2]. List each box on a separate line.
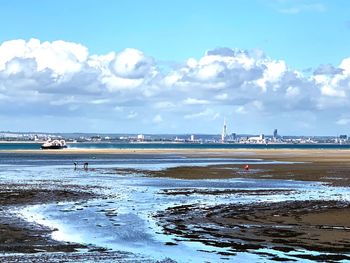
[41, 139, 67, 149]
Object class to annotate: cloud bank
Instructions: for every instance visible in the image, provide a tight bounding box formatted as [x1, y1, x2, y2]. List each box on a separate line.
[0, 38, 349, 134]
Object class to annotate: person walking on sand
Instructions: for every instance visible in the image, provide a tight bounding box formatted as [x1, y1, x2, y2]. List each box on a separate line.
[84, 162, 88, 170]
[74, 162, 77, 170]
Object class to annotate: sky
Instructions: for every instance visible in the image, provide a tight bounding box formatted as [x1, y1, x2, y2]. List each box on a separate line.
[0, 0, 349, 135]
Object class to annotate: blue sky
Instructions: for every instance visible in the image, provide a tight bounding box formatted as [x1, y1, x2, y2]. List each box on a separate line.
[1, 0, 349, 69]
[0, 0, 349, 135]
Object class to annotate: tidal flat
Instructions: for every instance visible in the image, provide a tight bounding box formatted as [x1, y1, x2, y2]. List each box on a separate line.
[0, 149, 349, 262]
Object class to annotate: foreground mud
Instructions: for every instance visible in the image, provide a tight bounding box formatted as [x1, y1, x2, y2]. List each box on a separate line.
[155, 200, 350, 261]
[0, 251, 152, 263]
[0, 184, 95, 254]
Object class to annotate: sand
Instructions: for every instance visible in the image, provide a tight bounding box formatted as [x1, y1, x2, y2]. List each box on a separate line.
[155, 200, 350, 261]
[0, 184, 95, 254]
[74, 148, 350, 186]
[5, 148, 350, 185]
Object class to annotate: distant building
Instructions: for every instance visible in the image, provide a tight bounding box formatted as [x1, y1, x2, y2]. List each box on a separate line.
[175, 136, 185, 142]
[91, 135, 101, 142]
[221, 118, 227, 142]
[339, 135, 347, 140]
[339, 135, 348, 144]
[247, 134, 266, 144]
[137, 134, 145, 141]
[232, 133, 237, 141]
[273, 129, 278, 139]
[190, 134, 195, 141]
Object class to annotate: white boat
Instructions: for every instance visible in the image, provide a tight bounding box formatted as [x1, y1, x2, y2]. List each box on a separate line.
[41, 139, 67, 149]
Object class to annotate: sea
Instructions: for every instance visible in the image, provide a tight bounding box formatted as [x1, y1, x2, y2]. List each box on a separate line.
[1, 142, 350, 150]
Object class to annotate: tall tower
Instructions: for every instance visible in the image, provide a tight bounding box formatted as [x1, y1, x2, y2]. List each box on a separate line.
[221, 118, 227, 142]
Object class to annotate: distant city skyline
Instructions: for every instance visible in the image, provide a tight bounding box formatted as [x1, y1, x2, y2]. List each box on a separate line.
[0, 0, 350, 135]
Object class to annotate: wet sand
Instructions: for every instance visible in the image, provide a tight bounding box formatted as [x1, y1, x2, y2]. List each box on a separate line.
[155, 200, 350, 261]
[0, 184, 162, 262]
[0, 183, 95, 254]
[5, 148, 350, 185]
[145, 161, 350, 187]
[137, 150, 350, 261]
[114, 149, 350, 187]
[1, 149, 350, 261]
[0, 183, 175, 262]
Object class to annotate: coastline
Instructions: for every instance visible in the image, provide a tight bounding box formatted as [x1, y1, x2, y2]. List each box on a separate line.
[3, 148, 350, 187]
[2, 147, 350, 154]
[2, 147, 350, 165]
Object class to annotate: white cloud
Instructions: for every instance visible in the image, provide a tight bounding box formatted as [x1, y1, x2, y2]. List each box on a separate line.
[183, 98, 210, 105]
[114, 106, 124, 112]
[235, 100, 264, 114]
[0, 39, 350, 134]
[336, 118, 350, 125]
[0, 38, 88, 75]
[321, 85, 346, 98]
[276, 2, 326, 14]
[215, 93, 228, 100]
[152, 114, 163, 123]
[90, 99, 110, 105]
[102, 75, 144, 91]
[126, 111, 138, 119]
[153, 101, 176, 109]
[187, 58, 197, 68]
[285, 86, 300, 97]
[195, 63, 225, 81]
[340, 57, 350, 74]
[111, 48, 155, 79]
[255, 60, 287, 92]
[184, 108, 219, 120]
[235, 106, 247, 114]
[49, 96, 76, 106]
[88, 52, 115, 72]
[252, 100, 264, 110]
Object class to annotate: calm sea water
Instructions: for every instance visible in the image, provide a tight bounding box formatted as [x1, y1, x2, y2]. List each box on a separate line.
[1, 142, 350, 150]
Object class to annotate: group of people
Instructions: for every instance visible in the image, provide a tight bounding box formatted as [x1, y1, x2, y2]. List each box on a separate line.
[73, 162, 89, 170]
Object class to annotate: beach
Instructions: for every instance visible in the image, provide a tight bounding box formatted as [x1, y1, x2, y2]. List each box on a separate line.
[5, 148, 350, 185]
[0, 148, 350, 262]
